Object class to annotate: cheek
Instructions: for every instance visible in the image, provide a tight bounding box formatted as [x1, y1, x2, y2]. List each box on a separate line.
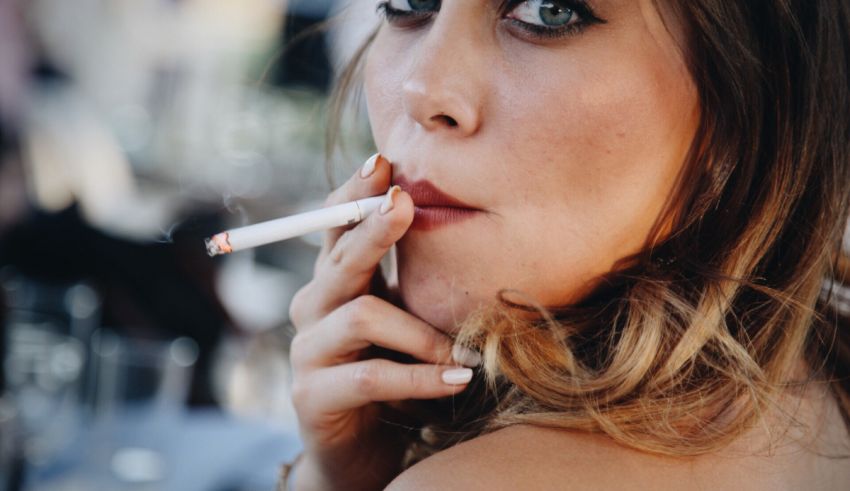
[480, 57, 697, 303]
[496, 50, 696, 228]
[363, 35, 408, 149]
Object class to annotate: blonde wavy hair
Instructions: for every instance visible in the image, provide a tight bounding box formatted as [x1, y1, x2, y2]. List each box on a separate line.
[322, 0, 850, 464]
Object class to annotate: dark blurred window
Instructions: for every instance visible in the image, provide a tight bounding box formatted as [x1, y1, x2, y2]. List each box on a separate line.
[268, 2, 334, 93]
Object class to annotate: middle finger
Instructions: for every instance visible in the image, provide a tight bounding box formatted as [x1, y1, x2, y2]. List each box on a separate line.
[291, 295, 481, 369]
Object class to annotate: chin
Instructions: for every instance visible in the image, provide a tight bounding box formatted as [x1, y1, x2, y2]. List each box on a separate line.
[397, 274, 482, 335]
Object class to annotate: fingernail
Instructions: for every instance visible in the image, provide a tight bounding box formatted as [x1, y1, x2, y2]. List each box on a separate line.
[452, 345, 482, 368]
[380, 185, 400, 215]
[360, 153, 379, 179]
[442, 368, 473, 385]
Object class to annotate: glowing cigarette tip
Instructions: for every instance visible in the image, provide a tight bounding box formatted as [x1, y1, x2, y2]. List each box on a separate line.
[206, 233, 232, 257]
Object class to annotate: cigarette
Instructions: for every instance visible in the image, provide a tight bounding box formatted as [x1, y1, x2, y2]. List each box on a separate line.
[205, 194, 386, 257]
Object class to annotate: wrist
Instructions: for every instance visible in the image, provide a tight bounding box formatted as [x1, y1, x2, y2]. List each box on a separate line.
[292, 450, 401, 491]
[288, 452, 352, 491]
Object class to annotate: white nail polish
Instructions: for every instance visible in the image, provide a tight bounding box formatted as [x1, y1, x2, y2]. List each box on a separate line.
[442, 368, 473, 385]
[380, 185, 399, 215]
[361, 153, 379, 179]
[452, 345, 482, 368]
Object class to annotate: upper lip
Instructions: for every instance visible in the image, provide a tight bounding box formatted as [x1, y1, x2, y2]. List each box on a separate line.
[393, 175, 479, 209]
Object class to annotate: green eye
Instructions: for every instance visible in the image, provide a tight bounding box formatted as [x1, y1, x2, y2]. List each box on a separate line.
[509, 0, 577, 28]
[539, 3, 573, 26]
[378, 0, 604, 41]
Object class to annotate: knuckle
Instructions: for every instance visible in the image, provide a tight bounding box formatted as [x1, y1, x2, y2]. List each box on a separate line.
[329, 233, 352, 266]
[345, 295, 378, 323]
[352, 363, 380, 396]
[328, 233, 372, 278]
[406, 366, 426, 393]
[290, 378, 309, 410]
[288, 332, 308, 368]
[344, 314, 370, 340]
[340, 295, 382, 340]
[288, 284, 313, 328]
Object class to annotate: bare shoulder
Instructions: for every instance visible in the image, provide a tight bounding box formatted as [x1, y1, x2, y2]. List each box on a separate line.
[387, 404, 850, 491]
[386, 425, 718, 491]
[385, 425, 638, 491]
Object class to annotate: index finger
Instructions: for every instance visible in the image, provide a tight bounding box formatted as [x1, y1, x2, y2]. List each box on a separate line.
[321, 153, 392, 255]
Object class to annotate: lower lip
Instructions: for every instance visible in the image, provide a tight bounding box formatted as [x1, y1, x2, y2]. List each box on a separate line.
[411, 206, 480, 231]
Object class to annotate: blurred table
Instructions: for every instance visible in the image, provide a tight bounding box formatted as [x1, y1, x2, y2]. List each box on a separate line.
[26, 405, 301, 491]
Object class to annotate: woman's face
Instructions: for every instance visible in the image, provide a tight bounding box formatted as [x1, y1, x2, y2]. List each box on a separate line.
[363, 0, 699, 333]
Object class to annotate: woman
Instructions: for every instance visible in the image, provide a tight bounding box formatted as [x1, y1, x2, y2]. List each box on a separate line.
[286, 0, 850, 489]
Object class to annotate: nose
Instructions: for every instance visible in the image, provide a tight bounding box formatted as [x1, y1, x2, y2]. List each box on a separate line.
[401, 16, 486, 136]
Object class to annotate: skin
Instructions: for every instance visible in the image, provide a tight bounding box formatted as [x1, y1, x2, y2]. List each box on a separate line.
[364, 0, 700, 333]
[388, 402, 850, 490]
[287, 1, 709, 489]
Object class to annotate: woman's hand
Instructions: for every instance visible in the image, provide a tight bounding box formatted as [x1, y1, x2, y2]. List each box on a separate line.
[287, 155, 478, 491]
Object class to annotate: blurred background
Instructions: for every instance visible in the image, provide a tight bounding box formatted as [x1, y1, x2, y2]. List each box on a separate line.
[3, 2, 850, 490]
[0, 0, 378, 489]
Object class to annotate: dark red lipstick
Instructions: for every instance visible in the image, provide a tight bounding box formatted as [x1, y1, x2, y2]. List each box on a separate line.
[393, 176, 482, 231]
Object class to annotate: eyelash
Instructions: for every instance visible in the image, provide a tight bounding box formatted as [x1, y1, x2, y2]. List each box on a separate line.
[374, 0, 605, 41]
[375, 2, 431, 29]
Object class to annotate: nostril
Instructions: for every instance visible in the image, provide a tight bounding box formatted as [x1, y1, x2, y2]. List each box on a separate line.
[432, 114, 459, 127]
